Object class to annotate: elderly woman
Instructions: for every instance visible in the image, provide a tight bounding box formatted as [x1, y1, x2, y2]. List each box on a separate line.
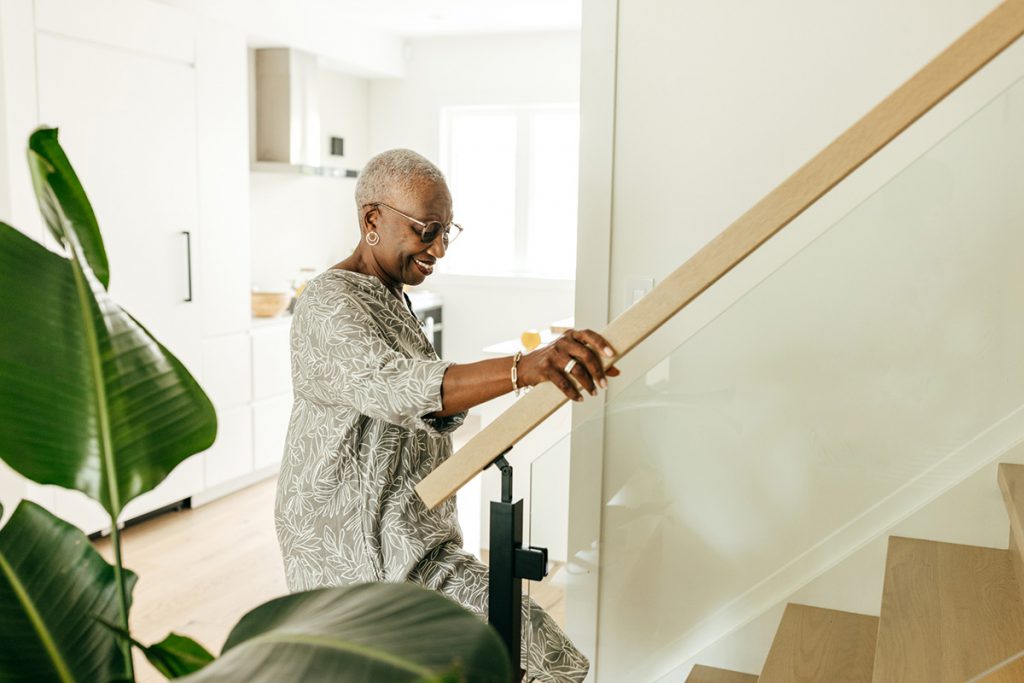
[274, 149, 618, 682]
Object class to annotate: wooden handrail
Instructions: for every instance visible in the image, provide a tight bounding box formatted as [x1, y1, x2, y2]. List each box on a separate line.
[416, 0, 1024, 510]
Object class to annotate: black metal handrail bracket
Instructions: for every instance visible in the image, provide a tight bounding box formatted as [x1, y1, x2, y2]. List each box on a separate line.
[488, 448, 549, 680]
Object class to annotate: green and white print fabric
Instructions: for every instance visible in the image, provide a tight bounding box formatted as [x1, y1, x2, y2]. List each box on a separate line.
[274, 269, 589, 682]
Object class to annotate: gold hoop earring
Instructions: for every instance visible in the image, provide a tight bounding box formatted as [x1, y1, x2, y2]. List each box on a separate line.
[365, 231, 380, 246]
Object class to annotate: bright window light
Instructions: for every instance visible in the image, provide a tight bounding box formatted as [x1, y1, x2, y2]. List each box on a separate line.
[440, 105, 579, 278]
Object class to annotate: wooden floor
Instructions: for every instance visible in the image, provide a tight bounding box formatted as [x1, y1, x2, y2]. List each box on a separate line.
[92, 475, 566, 681]
[92, 478, 285, 681]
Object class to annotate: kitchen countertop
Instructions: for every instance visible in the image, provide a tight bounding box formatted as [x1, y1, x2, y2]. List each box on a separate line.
[250, 314, 293, 330]
[481, 328, 560, 356]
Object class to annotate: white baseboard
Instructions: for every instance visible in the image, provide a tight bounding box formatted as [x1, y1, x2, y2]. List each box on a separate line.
[191, 463, 280, 508]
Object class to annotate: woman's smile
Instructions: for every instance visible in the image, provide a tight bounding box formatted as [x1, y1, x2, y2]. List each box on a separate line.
[413, 256, 435, 276]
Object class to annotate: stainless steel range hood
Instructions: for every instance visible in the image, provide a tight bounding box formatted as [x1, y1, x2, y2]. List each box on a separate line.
[252, 48, 357, 178]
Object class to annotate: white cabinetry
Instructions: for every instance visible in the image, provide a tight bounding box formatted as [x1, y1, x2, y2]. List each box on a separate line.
[36, 34, 201, 371]
[201, 334, 254, 489]
[196, 18, 251, 340]
[252, 323, 293, 400]
[193, 320, 294, 506]
[203, 333, 254, 410]
[33, 1, 202, 536]
[253, 397, 293, 469]
[204, 407, 254, 489]
[0, 0, 257, 535]
[251, 322, 294, 470]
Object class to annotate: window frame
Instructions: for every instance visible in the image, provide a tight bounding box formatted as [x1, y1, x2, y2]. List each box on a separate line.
[439, 103, 580, 279]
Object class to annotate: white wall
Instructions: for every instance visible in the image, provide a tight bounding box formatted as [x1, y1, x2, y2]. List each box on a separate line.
[159, 0, 405, 77]
[605, 0, 1000, 320]
[368, 31, 580, 162]
[572, 0, 1022, 680]
[249, 63, 370, 290]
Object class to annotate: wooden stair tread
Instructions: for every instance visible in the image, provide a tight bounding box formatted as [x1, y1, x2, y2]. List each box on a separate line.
[684, 664, 758, 683]
[758, 603, 878, 682]
[975, 656, 1024, 682]
[999, 463, 1024, 624]
[999, 462, 1024, 557]
[873, 536, 1024, 682]
[998, 463, 1024, 522]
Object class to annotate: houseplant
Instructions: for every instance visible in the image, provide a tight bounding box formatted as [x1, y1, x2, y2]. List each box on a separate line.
[0, 127, 512, 682]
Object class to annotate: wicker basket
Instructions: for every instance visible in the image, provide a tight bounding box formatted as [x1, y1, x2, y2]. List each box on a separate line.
[251, 291, 291, 318]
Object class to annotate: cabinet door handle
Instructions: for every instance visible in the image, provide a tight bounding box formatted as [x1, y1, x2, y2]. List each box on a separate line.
[182, 230, 193, 302]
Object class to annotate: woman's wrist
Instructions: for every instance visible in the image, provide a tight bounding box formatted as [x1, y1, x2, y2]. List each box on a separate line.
[511, 351, 523, 397]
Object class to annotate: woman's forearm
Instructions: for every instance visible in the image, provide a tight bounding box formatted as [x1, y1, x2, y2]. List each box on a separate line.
[432, 357, 517, 416]
[430, 329, 621, 418]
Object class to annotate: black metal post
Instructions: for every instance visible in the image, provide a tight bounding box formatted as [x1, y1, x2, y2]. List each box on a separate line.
[488, 453, 521, 671]
[488, 449, 548, 679]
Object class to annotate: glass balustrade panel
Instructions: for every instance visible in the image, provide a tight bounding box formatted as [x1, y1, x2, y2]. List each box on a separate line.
[521, 74, 1024, 681]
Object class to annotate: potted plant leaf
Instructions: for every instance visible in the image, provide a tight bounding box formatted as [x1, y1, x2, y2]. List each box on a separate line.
[0, 127, 512, 683]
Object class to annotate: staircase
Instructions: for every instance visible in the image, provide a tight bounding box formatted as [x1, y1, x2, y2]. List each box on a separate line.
[686, 463, 1024, 682]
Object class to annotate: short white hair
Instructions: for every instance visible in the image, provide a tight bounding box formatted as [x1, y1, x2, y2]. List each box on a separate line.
[355, 149, 447, 208]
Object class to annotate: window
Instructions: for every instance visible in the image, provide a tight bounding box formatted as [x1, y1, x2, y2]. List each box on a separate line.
[439, 105, 580, 278]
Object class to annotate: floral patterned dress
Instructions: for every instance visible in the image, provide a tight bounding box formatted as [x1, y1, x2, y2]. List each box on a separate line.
[273, 268, 589, 682]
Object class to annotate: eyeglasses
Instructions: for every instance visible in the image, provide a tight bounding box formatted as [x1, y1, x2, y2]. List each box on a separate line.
[371, 202, 463, 247]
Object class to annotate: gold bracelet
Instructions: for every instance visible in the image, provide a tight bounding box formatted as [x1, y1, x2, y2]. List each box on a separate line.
[511, 351, 523, 397]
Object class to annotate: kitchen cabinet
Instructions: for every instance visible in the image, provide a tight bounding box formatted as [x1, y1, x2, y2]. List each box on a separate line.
[35, 32, 202, 376]
[203, 333, 254, 411]
[49, 456, 206, 538]
[195, 323, 292, 504]
[204, 406, 254, 489]
[122, 457, 204, 521]
[0, 0, 257, 535]
[252, 323, 293, 400]
[251, 320, 294, 471]
[253, 396, 293, 469]
[33, 4, 202, 536]
[196, 19, 251, 339]
[201, 334, 255, 490]
[53, 489, 109, 538]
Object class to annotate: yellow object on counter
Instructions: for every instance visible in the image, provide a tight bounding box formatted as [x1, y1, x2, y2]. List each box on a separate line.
[520, 329, 542, 352]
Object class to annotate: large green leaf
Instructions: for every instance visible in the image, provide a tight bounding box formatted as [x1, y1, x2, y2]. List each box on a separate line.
[137, 633, 215, 679]
[0, 218, 215, 515]
[27, 127, 109, 289]
[94, 620, 215, 679]
[179, 583, 513, 683]
[0, 500, 138, 682]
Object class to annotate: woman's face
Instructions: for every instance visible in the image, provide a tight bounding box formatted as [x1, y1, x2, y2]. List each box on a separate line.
[366, 180, 453, 288]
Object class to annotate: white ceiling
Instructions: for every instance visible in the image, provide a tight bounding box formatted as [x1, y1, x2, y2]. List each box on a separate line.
[323, 0, 582, 37]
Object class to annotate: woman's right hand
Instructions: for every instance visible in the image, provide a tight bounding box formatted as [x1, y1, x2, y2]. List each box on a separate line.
[517, 329, 621, 402]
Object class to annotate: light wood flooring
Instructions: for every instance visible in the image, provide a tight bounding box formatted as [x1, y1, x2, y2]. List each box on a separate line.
[92, 478, 285, 681]
[92, 476, 566, 682]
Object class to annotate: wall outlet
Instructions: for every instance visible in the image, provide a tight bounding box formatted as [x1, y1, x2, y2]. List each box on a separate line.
[626, 277, 655, 307]
[330, 136, 344, 157]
